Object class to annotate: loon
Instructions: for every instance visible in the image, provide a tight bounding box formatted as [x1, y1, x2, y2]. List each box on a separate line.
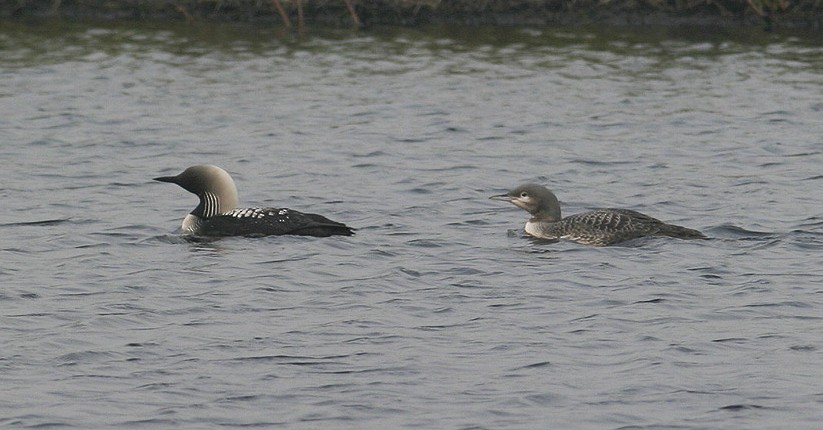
[490, 183, 705, 246]
[154, 164, 354, 237]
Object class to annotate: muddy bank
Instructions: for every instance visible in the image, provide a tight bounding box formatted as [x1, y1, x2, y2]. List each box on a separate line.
[3, 1, 823, 29]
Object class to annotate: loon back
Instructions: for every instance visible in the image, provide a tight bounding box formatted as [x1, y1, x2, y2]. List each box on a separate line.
[544, 208, 706, 246]
[200, 208, 354, 237]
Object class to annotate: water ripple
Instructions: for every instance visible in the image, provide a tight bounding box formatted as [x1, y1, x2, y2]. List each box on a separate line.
[2, 21, 823, 430]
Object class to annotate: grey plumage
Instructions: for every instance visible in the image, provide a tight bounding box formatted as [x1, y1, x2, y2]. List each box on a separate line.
[154, 164, 353, 237]
[490, 183, 705, 246]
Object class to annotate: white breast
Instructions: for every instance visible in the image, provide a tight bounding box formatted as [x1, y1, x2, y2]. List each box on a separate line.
[181, 213, 202, 233]
[525, 221, 556, 239]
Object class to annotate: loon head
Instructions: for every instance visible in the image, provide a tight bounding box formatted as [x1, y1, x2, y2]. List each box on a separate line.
[154, 164, 239, 218]
[490, 183, 562, 221]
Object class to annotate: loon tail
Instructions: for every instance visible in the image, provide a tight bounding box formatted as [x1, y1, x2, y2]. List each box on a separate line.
[657, 223, 706, 240]
[294, 213, 355, 237]
[293, 223, 355, 237]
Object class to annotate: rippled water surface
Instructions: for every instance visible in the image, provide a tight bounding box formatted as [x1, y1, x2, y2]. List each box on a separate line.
[2, 20, 822, 429]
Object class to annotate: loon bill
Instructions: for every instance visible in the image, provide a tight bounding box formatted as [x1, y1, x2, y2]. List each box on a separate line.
[154, 164, 354, 237]
[490, 183, 705, 246]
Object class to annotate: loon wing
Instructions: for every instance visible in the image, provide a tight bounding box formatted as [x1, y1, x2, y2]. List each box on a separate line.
[561, 208, 704, 245]
[564, 208, 660, 232]
[202, 207, 354, 237]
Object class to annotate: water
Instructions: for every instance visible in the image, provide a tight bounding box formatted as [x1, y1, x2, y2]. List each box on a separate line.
[2, 20, 822, 429]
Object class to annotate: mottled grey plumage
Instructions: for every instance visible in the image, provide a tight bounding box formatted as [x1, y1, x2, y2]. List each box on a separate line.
[490, 183, 705, 246]
[154, 164, 353, 237]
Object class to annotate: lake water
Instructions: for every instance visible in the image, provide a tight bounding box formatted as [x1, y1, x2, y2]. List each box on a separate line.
[1, 20, 822, 429]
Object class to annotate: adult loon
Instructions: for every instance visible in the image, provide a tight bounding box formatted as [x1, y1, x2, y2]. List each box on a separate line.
[490, 183, 705, 246]
[154, 164, 354, 237]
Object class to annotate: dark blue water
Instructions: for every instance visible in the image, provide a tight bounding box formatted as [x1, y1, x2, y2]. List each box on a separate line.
[1, 21, 822, 429]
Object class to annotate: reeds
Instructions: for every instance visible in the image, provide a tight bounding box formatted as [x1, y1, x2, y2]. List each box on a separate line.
[3, 0, 822, 28]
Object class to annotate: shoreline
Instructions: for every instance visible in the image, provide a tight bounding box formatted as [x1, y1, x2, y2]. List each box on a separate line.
[3, 1, 823, 29]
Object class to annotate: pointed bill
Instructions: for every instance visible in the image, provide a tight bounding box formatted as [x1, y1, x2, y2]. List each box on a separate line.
[489, 193, 515, 201]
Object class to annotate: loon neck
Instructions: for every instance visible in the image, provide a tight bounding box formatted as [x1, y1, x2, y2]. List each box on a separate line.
[530, 192, 562, 222]
[192, 191, 232, 218]
[530, 209, 561, 223]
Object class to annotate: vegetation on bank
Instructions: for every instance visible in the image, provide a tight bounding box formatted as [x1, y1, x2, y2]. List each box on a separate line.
[2, 0, 822, 28]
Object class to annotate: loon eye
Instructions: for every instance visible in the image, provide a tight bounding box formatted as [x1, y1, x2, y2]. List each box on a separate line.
[520, 192, 528, 198]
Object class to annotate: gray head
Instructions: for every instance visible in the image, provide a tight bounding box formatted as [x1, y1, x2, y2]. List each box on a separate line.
[154, 164, 239, 217]
[490, 183, 562, 221]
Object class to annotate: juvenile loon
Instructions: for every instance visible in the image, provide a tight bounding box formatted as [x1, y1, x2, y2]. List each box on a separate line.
[490, 183, 705, 246]
[154, 164, 354, 237]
